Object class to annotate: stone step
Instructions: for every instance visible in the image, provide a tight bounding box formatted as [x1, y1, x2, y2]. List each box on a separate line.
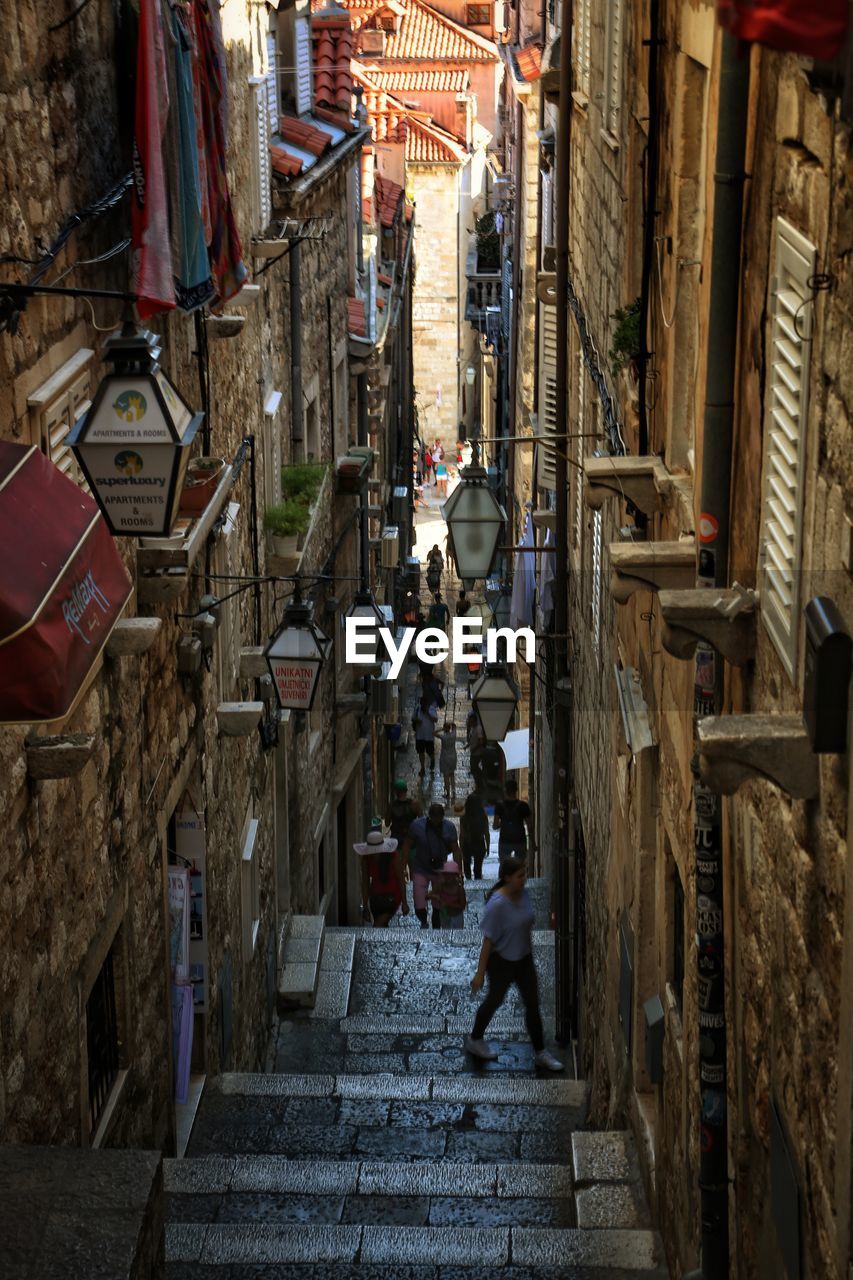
[208, 1071, 587, 1106]
[166, 1222, 666, 1271]
[278, 915, 326, 1010]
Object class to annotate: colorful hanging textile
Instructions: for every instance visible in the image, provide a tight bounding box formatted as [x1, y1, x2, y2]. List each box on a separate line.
[192, 0, 247, 308]
[165, 1, 215, 311]
[131, 0, 176, 320]
[717, 0, 849, 61]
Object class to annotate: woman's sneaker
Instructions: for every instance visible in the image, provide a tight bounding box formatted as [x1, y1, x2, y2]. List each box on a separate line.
[464, 1035, 498, 1060]
[534, 1049, 564, 1072]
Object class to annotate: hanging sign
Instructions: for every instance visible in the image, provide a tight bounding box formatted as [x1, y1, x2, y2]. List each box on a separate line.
[268, 658, 321, 711]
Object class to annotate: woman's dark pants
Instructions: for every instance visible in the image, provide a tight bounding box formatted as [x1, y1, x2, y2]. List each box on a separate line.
[471, 952, 544, 1051]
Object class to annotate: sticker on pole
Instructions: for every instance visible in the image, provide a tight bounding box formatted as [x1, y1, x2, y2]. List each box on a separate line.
[698, 512, 719, 543]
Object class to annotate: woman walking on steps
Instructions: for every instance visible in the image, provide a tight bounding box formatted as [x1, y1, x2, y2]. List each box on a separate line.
[465, 856, 563, 1071]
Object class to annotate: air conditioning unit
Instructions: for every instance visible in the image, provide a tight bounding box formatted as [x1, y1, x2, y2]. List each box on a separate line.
[360, 28, 386, 55]
[369, 673, 399, 718]
[380, 525, 399, 568]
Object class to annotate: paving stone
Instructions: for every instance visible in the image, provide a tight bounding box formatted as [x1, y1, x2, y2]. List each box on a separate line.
[215, 1193, 344, 1225]
[343, 1052, 410, 1074]
[289, 915, 325, 939]
[229, 1158, 359, 1195]
[166, 1192, 223, 1223]
[571, 1131, 640, 1185]
[336, 1073, 432, 1101]
[217, 1073, 335, 1098]
[519, 1132, 576, 1164]
[575, 1182, 651, 1230]
[432, 1076, 587, 1108]
[511, 1227, 663, 1269]
[264, 1122, 357, 1158]
[342, 1194, 431, 1225]
[355, 1127, 447, 1160]
[340, 1014, 445, 1034]
[496, 1162, 574, 1198]
[284, 935, 322, 964]
[198, 1223, 362, 1264]
[164, 1157, 235, 1194]
[337, 1098, 392, 1127]
[407, 1052, 468, 1074]
[279, 962, 318, 998]
[443, 1131, 520, 1162]
[360, 1224, 509, 1266]
[165, 1223, 208, 1262]
[429, 1195, 574, 1228]
[388, 1101, 466, 1128]
[282, 1095, 339, 1126]
[357, 1162, 498, 1198]
[310, 969, 352, 1019]
[189, 1124, 277, 1159]
[345, 1033, 401, 1053]
[463, 1102, 575, 1134]
[320, 932, 356, 970]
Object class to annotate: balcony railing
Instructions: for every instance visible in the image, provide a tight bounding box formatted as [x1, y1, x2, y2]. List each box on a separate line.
[465, 269, 502, 333]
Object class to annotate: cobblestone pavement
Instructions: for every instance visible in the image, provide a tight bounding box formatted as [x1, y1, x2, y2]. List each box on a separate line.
[164, 482, 668, 1277]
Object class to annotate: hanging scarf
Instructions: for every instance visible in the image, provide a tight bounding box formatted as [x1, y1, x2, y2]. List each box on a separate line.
[131, 0, 176, 319]
[191, 0, 247, 308]
[716, 0, 849, 60]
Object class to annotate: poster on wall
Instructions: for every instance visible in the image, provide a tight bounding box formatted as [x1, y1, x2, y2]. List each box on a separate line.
[176, 790, 208, 1013]
[167, 867, 190, 981]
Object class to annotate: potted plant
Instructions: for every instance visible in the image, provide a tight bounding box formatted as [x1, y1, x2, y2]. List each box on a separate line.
[281, 462, 325, 506]
[179, 455, 227, 515]
[608, 298, 643, 380]
[263, 499, 311, 558]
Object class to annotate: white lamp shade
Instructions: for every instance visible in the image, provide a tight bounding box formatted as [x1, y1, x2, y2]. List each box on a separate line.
[471, 665, 519, 742]
[265, 612, 330, 710]
[346, 593, 384, 663]
[442, 472, 505, 582]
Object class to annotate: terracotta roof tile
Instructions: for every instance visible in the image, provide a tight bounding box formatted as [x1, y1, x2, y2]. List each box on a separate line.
[325, 0, 499, 62]
[360, 67, 469, 93]
[279, 116, 332, 157]
[313, 13, 355, 113]
[515, 41, 543, 82]
[314, 104, 357, 132]
[376, 295, 385, 310]
[377, 270, 393, 285]
[270, 143, 303, 177]
[373, 172, 404, 227]
[348, 295, 367, 337]
[406, 115, 467, 164]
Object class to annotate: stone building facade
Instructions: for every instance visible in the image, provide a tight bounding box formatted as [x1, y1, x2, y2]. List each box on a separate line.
[0, 0, 412, 1165]
[529, 0, 853, 1277]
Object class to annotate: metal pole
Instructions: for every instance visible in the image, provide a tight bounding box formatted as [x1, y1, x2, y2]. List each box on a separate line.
[553, 0, 574, 1043]
[686, 28, 749, 1280]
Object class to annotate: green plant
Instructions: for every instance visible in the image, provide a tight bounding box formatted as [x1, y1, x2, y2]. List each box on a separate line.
[475, 211, 500, 271]
[608, 298, 642, 376]
[263, 499, 310, 539]
[280, 462, 325, 506]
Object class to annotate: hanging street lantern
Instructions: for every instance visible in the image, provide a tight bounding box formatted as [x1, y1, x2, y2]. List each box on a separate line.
[471, 663, 520, 742]
[265, 597, 331, 711]
[345, 588, 385, 665]
[442, 465, 505, 584]
[68, 325, 202, 537]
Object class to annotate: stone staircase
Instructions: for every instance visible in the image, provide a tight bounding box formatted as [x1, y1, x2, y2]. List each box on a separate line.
[165, 884, 669, 1277]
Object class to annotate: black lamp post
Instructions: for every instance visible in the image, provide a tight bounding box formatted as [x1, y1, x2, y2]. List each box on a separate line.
[265, 596, 331, 711]
[69, 326, 202, 536]
[471, 663, 519, 742]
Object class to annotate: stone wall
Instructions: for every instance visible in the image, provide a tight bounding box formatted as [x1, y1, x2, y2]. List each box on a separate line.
[409, 162, 462, 443]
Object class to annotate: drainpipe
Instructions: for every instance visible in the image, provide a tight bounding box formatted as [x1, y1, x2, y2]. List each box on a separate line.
[685, 28, 750, 1280]
[637, 0, 661, 457]
[553, 0, 573, 1042]
[290, 241, 303, 449]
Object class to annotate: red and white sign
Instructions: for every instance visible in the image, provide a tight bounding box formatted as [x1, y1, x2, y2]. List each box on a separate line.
[269, 659, 321, 711]
[698, 512, 719, 544]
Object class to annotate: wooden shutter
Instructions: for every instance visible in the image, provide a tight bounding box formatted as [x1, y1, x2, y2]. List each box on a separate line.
[605, 0, 624, 136]
[28, 349, 94, 491]
[760, 218, 815, 678]
[266, 29, 279, 134]
[537, 302, 557, 490]
[591, 506, 602, 649]
[573, 350, 586, 554]
[541, 171, 554, 253]
[294, 17, 312, 115]
[575, 0, 591, 96]
[256, 81, 272, 231]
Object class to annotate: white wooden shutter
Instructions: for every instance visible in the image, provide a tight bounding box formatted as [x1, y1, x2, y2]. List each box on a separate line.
[541, 170, 554, 252]
[253, 81, 272, 231]
[537, 302, 557, 490]
[575, 0, 591, 96]
[759, 218, 815, 679]
[294, 17, 312, 115]
[591, 506, 602, 650]
[266, 29, 279, 134]
[573, 349, 586, 553]
[604, 0, 624, 137]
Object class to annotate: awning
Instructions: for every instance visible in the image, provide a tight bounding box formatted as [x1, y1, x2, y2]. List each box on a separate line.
[0, 444, 133, 723]
[499, 728, 530, 771]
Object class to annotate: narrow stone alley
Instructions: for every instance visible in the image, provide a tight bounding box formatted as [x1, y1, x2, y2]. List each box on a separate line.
[163, 482, 668, 1278]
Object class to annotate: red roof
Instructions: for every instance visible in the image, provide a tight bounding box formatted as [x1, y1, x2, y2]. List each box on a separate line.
[374, 172, 404, 227]
[348, 295, 367, 337]
[360, 67, 469, 93]
[323, 0, 498, 62]
[270, 142, 304, 177]
[313, 13, 355, 112]
[279, 116, 332, 157]
[406, 115, 466, 164]
[515, 41, 543, 82]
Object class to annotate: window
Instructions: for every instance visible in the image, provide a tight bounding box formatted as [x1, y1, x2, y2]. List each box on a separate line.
[672, 867, 685, 1014]
[537, 300, 557, 491]
[267, 21, 280, 134]
[467, 3, 491, 24]
[541, 169, 554, 252]
[241, 810, 261, 960]
[303, 376, 320, 462]
[603, 0, 624, 139]
[333, 344, 349, 459]
[574, 0, 591, 98]
[279, 12, 312, 115]
[263, 390, 283, 508]
[86, 947, 120, 1137]
[28, 348, 94, 489]
[759, 217, 815, 681]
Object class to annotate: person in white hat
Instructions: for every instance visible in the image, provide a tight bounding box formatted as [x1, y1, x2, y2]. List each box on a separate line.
[354, 828, 408, 927]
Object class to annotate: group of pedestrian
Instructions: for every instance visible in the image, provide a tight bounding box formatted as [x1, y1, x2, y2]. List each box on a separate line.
[421, 439, 448, 496]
